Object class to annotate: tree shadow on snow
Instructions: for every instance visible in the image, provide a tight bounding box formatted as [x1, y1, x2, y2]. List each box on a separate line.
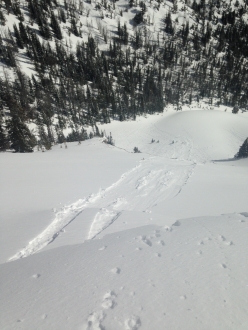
[212, 157, 245, 163]
[212, 158, 236, 162]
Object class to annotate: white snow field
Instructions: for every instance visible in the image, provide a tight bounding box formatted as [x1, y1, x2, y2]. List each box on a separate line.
[1, 108, 248, 329]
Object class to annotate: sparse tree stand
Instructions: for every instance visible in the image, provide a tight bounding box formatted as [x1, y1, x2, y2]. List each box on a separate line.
[236, 138, 248, 159]
[6, 113, 35, 153]
[133, 146, 141, 153]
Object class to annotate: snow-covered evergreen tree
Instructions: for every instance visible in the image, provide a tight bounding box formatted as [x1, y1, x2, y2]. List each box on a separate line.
[0, 119, 8, 151]
[236, 138, 248, 159]
[6, 113, 35, 153]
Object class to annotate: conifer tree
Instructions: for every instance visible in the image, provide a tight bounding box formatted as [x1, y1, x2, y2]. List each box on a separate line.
[13, 24, 24, 49]
[19, 22, 29, 45]
[129, 0, 134, 7]
[0, 118, 8, 151]
[71, 18, 79, 36]
[0, 9, 6, 25]
[164, 13, 173, 34]
[39, 19, 51, 40]
[3, 0, 12, 14]
[37, 121, 52, 150]
[236, 138, 248, 158]
[51, 11, 63, 40]
[6, 112, 35, 152]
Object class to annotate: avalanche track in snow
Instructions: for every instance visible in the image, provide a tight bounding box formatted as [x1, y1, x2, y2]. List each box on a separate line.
[9, 129, 197, 261]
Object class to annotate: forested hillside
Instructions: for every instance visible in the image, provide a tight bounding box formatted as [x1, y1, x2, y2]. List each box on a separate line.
[0, 0, 247, 152]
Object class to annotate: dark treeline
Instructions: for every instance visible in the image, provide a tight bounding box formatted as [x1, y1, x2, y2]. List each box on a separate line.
[0, 0, 247, 152]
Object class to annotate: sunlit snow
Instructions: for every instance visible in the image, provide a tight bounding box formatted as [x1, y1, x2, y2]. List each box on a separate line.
[0, 108, 248, 329]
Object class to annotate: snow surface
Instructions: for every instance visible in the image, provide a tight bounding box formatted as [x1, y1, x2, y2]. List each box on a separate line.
[1, 108, 248, 329]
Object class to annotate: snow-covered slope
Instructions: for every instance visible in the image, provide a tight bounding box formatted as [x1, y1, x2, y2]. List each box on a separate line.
[0, 108, 248, 329]
[101, 109, 248, 161]
[1, 0, 248, 155]
[1, 214, 248, 330]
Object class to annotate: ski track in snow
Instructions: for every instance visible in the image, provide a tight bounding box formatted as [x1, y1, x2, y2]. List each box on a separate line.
[9, 134, 197, 261]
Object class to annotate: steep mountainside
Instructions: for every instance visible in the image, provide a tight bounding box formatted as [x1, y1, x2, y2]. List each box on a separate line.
[0, 0, 248, 151]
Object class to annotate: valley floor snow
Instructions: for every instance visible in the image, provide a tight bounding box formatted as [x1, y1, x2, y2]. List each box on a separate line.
[0, 108, 248, 329]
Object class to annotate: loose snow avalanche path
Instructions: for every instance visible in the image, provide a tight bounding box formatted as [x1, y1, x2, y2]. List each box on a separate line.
[9, 156, 195, 260]
[8, 164, 141, 261]
[8, 110, 248, 261]
[88, 158, 196, 239]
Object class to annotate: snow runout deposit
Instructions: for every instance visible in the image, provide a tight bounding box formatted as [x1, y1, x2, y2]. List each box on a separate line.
[0, 109, 248, 329]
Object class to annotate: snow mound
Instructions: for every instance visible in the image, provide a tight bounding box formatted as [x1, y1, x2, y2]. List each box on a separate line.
[1, 214, 247, 330]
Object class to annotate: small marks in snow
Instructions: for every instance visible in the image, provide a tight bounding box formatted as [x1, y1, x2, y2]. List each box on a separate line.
[101, 291, 117, 310]
[153, 229, 160, 235]
[155, 253, 161, 257]
[85, 311, 105, 330]
[180, 295, 187, 300]
[129, 291, 135, 297]
[198, 241, 204, 245]
[220, 263, 227, 269]
[143, 210, 152, 214]
[138, 235, 152, 247]
[32, 273, 41, 279]
[218, 235, 233, 246]
[157, 240, 165, 246]
[41, 314, 47, 320]
[135, 247, 142, 251]
[164, 226, 173, 232]
[110, 267, 121, 274]
[197, 250, 203, 255]
[112, 197, 127, 210]
[172, 220, 181, 227]
[98, 246, 107, 251]
[218, 235, 226, 242]
[124, 315, 141, 330]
